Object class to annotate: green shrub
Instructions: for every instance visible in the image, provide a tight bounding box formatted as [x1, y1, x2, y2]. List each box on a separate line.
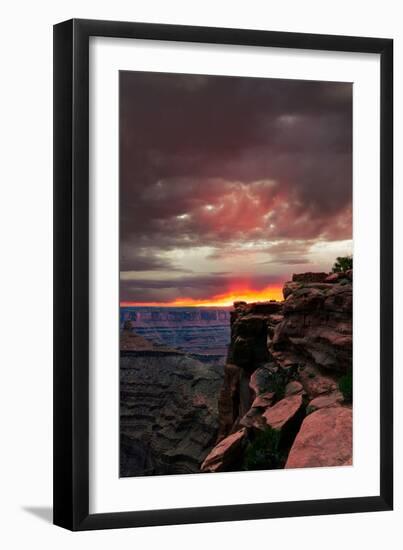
[242, 427, 282, 471]
[338, 371, 353, 402]
[332, 255, 353, 273]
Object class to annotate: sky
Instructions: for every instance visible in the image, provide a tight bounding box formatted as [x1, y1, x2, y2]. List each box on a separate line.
[120, 71, 352, 306]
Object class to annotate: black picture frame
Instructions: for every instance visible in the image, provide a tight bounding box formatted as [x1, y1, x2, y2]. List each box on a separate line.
[53, 18, 393, 531]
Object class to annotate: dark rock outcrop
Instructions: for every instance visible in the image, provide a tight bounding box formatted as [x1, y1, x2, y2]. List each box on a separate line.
[216, 363, 241, 441]
[272, 278, 352, 376]
[203, 271, 353, 473]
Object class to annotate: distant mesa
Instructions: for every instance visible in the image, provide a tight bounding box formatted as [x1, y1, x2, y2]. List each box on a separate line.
[120, 322, 181, 355]
[120, 329, 224, 477]
[120, 306, 231, 360]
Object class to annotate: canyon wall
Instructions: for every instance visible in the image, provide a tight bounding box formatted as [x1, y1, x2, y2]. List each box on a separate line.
[120, 331, 223, 476]
[201, 270, 353, 473]
[120, 306, 231, 361]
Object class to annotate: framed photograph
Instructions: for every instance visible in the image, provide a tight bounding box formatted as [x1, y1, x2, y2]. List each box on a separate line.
[53, 19, 393, 530]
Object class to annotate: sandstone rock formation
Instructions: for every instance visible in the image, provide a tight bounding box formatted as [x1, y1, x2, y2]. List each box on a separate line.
[200, 429, 247, 473]
[273, 273, 352, 378]
[202, 271, 353, 473]
[285, 406, 352, 468]
[307, 391, 344, 413]
[263, 394, 304, 432]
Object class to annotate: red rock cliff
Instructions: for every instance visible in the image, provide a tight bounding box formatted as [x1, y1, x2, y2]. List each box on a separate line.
[201, 270, 353, 473]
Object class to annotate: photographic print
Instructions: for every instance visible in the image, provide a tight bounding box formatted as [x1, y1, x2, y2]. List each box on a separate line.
[53, 19, 393, 530]
[119, 71, 353, 478]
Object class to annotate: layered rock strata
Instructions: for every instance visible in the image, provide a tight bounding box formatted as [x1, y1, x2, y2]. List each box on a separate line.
[120, 329, 223, 477]
[201, 271, 353, 473]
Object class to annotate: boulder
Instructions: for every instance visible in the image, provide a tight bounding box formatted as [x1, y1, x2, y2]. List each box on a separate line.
[285, 380, 304, 396]
[307, 391, 344, 413]
[200, 428, 247, 473]
[285, 407, 352, 469]
[263, 394, 304, 431]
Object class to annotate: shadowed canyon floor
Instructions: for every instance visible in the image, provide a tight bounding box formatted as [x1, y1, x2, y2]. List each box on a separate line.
[120, 332, 224, 476]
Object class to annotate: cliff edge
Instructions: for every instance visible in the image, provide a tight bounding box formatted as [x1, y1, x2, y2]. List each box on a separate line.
[201, 270, 353, 473]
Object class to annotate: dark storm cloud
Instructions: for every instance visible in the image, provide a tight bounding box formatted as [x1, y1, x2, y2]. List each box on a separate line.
[120, 244, 192, 272]
[119, 71, 352, 301]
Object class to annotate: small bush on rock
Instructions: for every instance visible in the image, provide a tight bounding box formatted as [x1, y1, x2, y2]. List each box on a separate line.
[332, 255, 353, 273]
[242, 427, 282, 470]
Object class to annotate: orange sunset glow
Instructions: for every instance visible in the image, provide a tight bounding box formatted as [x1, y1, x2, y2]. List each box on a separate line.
[121, 284, 284, 307]
[119, 72, 353, 306]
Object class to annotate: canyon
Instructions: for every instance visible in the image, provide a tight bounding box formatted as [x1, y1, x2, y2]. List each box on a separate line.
[120, 270, 353, 477]
[120, 331, 224, 476]
[120, 306, 231, 363]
